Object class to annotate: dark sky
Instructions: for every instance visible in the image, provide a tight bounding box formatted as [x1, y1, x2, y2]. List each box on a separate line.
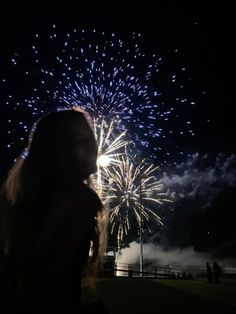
[1, 1, 235, 154]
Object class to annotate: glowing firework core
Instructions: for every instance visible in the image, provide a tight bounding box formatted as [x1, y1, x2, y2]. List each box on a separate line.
[98, 155, 111, 167]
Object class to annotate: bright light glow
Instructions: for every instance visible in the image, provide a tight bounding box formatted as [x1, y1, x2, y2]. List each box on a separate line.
[98, 154, 111, 167]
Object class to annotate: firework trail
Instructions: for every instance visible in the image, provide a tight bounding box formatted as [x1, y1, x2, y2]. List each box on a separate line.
[94, 116, 129, 167]
[91, 115, 129, 198]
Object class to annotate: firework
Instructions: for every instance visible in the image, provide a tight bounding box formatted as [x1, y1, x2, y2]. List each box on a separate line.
[88, 115, 171, 249]
[94, 116, 129, 167]
[90, 115, 129, 198]
[3, 27, 198, 163]
[104, 156, 171, 249]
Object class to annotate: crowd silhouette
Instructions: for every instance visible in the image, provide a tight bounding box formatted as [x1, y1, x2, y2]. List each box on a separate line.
[206, 261, 221, 284]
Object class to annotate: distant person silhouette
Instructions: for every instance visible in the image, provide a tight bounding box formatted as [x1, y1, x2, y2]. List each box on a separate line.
[206, 262, 213, 283]
[0, 109, 108, 313]
[212, 261, 221, 284]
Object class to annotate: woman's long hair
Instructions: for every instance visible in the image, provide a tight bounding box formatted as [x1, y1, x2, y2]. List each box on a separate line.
[0, 109, 108, 281]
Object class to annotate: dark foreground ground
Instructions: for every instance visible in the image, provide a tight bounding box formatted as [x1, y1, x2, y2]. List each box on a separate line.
[82, 278, 236, 314]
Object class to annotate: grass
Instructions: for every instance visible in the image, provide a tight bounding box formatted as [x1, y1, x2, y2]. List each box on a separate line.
[82, 277, 236, 313]
[158, 278, 236, 306]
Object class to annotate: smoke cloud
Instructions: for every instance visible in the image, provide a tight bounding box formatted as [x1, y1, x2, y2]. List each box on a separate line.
[160, 153, 236, 208]
[116, 241, 211, 266]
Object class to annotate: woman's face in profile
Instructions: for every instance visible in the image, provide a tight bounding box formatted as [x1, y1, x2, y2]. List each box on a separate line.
[72, 128, 98, 176]
[56, 119, 98, 178]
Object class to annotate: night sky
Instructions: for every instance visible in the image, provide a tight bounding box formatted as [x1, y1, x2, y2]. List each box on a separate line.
[0, 1, 235, 259]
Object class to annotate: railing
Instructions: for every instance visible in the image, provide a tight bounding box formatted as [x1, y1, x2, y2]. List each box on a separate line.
[114, 267, 174, 279]
[101, 260, 236, 279]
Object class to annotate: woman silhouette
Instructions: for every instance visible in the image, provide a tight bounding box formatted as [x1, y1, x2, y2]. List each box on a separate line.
[0, 109, 108, 313]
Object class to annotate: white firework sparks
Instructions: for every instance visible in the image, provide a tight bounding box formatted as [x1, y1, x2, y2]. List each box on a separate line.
[104, 156, 171, 249]
[89, 115, 129, 199]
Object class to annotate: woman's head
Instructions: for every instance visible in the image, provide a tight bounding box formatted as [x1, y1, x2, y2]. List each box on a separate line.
[2, 109, 98, 205]
[28, 109, 98, 180]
